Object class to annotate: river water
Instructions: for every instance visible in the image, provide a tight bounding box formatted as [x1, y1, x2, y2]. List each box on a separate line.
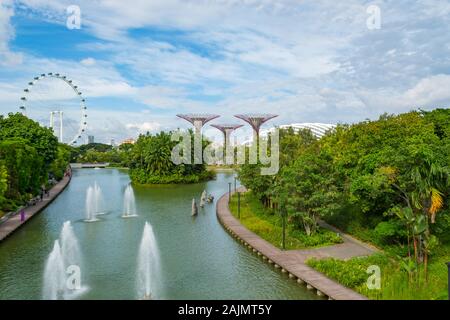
[0, 168, 317, 300]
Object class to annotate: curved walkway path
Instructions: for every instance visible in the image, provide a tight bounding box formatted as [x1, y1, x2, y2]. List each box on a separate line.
[216, 189, 375, 300]
[0, 174, 71, 242]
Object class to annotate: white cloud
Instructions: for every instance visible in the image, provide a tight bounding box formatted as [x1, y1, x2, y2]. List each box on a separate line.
[80, 57, 96, 66]
[0, 0, 449, 143]
[353, 74, 450, 117]
[126, 121, 161, 133]
[0, 0, 22, 66]
[403, 74, 450, 106]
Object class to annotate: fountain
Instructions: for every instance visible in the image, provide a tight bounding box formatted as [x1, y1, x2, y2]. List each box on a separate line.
[43, 222, 87, 300]
[85, 182, 105, 221]
[60, 221, 82, 267]
[122, 184, 138, 218]
[43, 240, 66, 300]
[137, 222, 160, 299]
[93, 182, 106, 215]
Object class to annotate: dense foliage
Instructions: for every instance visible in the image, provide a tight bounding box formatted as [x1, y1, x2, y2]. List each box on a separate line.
[71, 142, 128, 166]
[0, 113, 58, 164]
[0, 113, 70, 213]
[0, 164, 7, 205]
[229, 192, 342, 249]
[307, 254, 391, 288]
[307, 246, 450, 300]
[128, 130, 214, 184]
[239, 109, 450, 288]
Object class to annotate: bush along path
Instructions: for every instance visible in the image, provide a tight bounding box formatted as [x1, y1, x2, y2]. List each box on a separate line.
[217, 188, 376, 300]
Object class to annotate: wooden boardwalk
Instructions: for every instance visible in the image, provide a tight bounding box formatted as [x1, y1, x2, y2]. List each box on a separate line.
[216, 190, 373, 300]
[0, 175, 71, 242]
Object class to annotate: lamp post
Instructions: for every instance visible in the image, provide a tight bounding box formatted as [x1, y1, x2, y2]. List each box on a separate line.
[281, 204, 286, 250]
[238, 192, 241, 220]
[228, 182, 232, 204]
[447, 262, 450, 300]
[234, 176, 237, 193]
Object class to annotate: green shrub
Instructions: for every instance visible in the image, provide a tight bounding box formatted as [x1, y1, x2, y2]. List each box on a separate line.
[290, 228, 342, 247]
[307, 257, 368, 288]
[229, 192, 342, 249]
[374, 220, 406, 244]
[307, 254, 391, 288]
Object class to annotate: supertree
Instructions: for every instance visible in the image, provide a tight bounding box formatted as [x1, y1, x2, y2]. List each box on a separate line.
[210, 124, 243, 164]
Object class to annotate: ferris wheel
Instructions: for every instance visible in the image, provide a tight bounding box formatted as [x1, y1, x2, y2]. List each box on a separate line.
[19, 73, 88, 146]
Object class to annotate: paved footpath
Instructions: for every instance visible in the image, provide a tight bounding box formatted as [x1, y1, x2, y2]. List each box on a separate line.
[0, 175, 71, 242]
[216, 189, 377, 300]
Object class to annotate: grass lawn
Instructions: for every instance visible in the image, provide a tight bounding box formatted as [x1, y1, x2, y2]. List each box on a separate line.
[228, 191, 342, 250]
[307, 246, 449, 300]
[310, 206, 450, 299]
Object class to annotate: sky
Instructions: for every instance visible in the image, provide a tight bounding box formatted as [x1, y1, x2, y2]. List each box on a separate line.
[0, 0, 449, 144]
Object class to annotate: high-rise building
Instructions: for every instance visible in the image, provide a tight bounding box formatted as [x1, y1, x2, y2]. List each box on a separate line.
[88, 135, 94, 144]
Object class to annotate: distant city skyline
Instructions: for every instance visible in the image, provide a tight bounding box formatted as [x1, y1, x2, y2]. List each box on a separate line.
[1, 1, 449, 144]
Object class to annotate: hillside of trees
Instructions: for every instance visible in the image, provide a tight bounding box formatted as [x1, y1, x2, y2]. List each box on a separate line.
[70, 142, 129, 166]
[0, 113, 71, 215]
[238, 108, 449, 298]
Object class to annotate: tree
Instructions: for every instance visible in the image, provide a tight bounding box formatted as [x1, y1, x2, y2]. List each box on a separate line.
[128, 130, 214, 184]
[0, 139, 43, 200]
[238, 127, 317, 208]
[0, 113, 58, 165]
[0, 164, 7, 207]
[387, 152, 449, 277]
[0, 113, 62, 211]
[278, 144, 341, 235]
[49, 144, 72, 180]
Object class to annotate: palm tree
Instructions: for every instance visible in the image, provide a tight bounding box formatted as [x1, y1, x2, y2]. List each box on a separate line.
[392, 154, 448, 278]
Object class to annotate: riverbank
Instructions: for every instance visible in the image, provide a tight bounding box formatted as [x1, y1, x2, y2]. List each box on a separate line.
[216, 188, 372, 300]
[0, 174, 71, 242]
[229, 192, 343, 249]
[0, 170, 317, 299]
